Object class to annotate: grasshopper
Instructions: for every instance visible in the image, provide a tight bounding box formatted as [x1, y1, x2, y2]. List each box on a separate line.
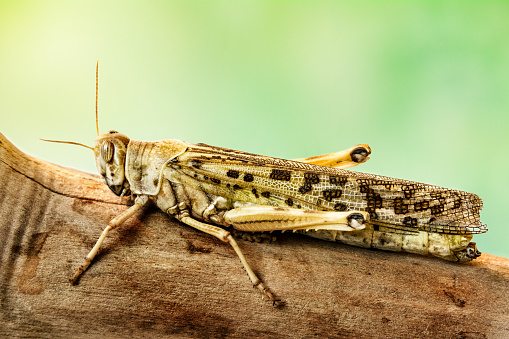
[46, 63, 486, 306]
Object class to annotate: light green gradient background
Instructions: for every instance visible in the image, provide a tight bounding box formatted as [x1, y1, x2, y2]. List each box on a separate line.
[1, 1, 508, 258]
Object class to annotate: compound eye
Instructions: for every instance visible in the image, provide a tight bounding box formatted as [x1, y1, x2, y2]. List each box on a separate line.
[101, 141, 114, 162]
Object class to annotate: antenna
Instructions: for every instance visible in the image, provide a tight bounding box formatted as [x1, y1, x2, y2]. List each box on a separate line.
[96, 60, 99, 136]
[40, 139, 94, 151]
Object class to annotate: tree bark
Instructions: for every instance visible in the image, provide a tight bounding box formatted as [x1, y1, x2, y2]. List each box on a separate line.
[1, 131, 508, 338]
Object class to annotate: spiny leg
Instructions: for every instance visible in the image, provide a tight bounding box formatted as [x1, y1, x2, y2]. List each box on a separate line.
[179, 215, 284, 307]
[70, 195, 149, 285]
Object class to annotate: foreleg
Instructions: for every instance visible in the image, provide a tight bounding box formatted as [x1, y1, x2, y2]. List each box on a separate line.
[70, 195, 149, 284]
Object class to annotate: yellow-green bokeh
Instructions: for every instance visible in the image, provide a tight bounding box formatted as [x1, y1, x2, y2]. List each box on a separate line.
[1, 1, 508, 258]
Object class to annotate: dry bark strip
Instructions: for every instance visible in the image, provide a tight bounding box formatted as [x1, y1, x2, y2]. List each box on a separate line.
[0, 131, 508, 338]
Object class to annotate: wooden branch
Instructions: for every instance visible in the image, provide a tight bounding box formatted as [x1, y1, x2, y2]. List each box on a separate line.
[1, 131, 508, 338]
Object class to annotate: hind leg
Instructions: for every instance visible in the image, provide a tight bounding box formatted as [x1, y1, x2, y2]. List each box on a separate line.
[293, 144, 371, 169]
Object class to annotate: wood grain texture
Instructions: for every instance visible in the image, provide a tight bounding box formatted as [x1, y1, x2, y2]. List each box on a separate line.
[1, 131, 508, 338]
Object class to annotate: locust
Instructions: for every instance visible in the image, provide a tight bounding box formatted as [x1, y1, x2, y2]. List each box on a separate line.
[45, 63, 486, 306]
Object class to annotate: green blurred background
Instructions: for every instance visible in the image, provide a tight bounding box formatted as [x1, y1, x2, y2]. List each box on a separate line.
[1, 1, 508, 258]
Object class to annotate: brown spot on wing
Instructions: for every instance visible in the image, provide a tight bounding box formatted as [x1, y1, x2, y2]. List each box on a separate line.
[393, 198, 409, 215]
[226, 170, 240, 179]
[190, 160, 202, 169]
[414, 200, 430, 212]
[330, 175, 348, 186]
[298, 182, 312, 194]
[304, 173, 319, 184]
[334, 203, 347, 211]
[323, 189, 342, 201]
[269, 169, 291, 181]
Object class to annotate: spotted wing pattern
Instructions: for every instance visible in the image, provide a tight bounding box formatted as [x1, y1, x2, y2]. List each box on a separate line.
[173, 143, 485, 235]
